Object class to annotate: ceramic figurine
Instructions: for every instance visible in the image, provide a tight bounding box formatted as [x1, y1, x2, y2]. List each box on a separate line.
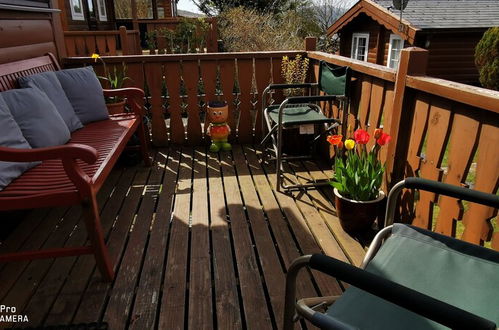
[207, 101, 232, 152]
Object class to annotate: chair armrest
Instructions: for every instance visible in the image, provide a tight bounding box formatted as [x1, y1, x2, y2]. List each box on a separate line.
[0, 144, 98, 164]
[308, 254, 496, 330]
[267, 83, 317, 90]
[286, 95, 342, 104]
[103, 87, 145, 116]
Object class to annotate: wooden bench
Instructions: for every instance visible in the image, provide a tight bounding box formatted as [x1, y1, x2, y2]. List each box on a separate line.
[0, 53, 151, 281]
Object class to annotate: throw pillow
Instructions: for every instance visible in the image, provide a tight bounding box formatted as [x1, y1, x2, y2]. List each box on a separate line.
[0, 96, 40, 191]
[1, 87, 71, 148]
[18, 71, 83, 132]
[55, 66, 109, 124]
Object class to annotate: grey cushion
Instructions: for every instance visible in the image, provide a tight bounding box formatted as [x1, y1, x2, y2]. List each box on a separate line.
[55, 66, 109, 124]
[1, 87, 71, 148]
[18, 71, 83, 132]
[0, 96, 40, 191]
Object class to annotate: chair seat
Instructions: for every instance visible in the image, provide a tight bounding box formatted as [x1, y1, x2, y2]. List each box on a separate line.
[326, 224, 499, 330]
[267, 105, 337, 125]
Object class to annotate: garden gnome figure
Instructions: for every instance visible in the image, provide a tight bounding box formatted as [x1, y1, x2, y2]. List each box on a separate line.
[207, 101, 232, 152]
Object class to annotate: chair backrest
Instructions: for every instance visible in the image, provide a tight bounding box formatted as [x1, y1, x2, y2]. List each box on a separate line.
[318, 61, 351, 97]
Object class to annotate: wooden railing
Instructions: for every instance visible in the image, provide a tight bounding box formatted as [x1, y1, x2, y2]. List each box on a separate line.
[64, 46, 498, 249]
[65, 50, 302, 146]
[308, 48, 499, 250]
[64, 26, 142, 57]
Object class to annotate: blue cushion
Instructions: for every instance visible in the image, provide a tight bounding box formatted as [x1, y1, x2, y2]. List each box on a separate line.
[55, 66, 109, 124]
[1, 87, 71, 148]
[18, 71, 83, 132]
[0, 96, 40, 191]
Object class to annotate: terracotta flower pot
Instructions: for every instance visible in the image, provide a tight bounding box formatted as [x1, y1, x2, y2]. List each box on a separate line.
[106, 100, 126, 115]
[334, 188, 386, 233]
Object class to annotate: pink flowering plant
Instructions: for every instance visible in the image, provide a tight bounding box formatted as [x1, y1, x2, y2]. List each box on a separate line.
[327, 128, 391, 201]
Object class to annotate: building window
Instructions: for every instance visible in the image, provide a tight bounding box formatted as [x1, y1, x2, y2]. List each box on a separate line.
[97, 0, 107, 21]
[387, 34, 404, 69]
[70, 0, 85, 20]
[351, 33, 369, 62]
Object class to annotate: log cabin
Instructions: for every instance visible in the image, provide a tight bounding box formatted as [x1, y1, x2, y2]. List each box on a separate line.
[327, 0, 499, 85]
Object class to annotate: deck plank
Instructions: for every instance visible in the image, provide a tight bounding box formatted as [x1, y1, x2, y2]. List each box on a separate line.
[157, 147, 193, 329]
[0, 145, 365, 329]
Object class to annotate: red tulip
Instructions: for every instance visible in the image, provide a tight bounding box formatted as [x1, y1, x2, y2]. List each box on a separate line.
[377, 132, 391, 146]
[354, 129, 370, 144]
[374, 128, 383, 139]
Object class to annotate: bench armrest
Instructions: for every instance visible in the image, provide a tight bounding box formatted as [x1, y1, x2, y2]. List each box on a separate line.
[0, 144, 98, 164]
[103, 87, 145, 116]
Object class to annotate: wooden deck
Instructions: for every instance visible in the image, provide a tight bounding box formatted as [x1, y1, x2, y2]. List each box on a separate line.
[0, 145, 366, 329]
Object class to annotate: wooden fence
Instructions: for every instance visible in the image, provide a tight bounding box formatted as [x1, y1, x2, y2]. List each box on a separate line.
[308, 48, 499, 250]
[64, 46, 498, 249]
[64, 26, 142, 57]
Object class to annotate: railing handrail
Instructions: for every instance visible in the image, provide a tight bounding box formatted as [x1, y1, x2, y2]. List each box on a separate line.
[307, 51, 396, 82]
[406, 75, 499, 113]
[64, 50, 305, 64]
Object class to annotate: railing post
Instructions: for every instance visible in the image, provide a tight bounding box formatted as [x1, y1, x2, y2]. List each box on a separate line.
[119, 26, 130, 55]
[385, 47, 428, 189]
[305, 37, 317, 51]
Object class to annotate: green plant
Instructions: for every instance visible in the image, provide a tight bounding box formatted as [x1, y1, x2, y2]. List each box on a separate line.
[475, 27, 499, 90]
[92, 54, 131, 102]
[281, 54, 309, 96]
[327, 128, 391, 201]
[145, 31, 157, 50]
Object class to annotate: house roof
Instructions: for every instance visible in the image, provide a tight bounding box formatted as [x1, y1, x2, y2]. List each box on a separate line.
[327, 0, 498, 42]
[375, 0, 499, 29]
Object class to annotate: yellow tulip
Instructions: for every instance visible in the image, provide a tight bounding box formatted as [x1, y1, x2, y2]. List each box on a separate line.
[345, 139, 355, 150]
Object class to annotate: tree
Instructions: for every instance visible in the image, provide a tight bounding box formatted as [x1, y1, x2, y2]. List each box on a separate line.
[475, 27, 499, 90]
[193, 0, 307, 16]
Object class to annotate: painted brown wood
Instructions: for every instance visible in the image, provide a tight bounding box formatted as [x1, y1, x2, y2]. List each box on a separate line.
[413, 99, 451, 229]
[96, 36, 108, 55]
[54, 167, 150, 325]
[220, 151, 273, 329]
[103, 157, 164, 330]
[236, 59, 254, 143]
[84, 36, 96, 55]
[271, 57, 284, 104]
[254, 58, 272, 141]
[158, 147, 193, 329]
[107, 35, 117, 55]
[206, 151, 243, 329]
[165, 61, 185, 144]
[434, 110, 479, 236]
[219, 59, 236, 139]
[183, 60, 203, 145]
[232, 146, 286, 327]
[357, 76, 373, 129]
[187, 147, 213, 330]
[199, 60, 218, 134]
[461, 124, 499, 247]
[146, 62, 168, 146]
[366, 78, 385, 149]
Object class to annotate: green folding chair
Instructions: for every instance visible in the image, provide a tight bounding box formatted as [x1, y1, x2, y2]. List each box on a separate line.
[283, 177, 499, 330]
[261, 61, 351, 191]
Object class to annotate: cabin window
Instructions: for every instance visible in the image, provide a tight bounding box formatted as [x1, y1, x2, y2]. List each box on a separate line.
[70, 0, 85, 20]
[97, 0, 107, 21]
[351, 33, 369, 62]
[387, 34, 404, 69]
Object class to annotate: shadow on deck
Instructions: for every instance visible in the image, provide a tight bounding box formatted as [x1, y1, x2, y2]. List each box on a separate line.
[0, 145, 368, 329]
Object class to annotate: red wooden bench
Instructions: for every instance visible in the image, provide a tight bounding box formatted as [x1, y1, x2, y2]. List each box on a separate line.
[0, 53, 151, 281]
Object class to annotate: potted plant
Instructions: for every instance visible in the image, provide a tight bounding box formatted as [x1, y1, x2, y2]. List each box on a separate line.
[327, 128, 391, 233]
[91, 53, 131, 114]
[145, 31, 157, 55]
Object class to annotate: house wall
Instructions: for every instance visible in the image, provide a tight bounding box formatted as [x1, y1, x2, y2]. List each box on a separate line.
[59, 0, 115, 31]
[0, 1, 65, 64]
[421, 31, 483, 85]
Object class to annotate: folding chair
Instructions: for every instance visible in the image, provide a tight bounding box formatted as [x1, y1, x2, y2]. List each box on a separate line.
[261, 61, 351, 191]
[283, 177, 499, 330]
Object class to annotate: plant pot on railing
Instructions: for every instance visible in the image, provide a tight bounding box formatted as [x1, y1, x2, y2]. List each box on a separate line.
[334, 188, 386, 233]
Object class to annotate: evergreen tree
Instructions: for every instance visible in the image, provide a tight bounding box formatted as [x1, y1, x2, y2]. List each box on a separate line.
[475, 27, 499, 90]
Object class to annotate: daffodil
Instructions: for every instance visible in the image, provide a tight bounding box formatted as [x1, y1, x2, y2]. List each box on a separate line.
[91, 53, 100, 62]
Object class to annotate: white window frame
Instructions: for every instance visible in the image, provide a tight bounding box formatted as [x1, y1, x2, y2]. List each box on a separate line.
[351, 33, 369, 62]
[70, 0, 85, 21]
[387, 34, 404, 69]
[97, 0, 108, 21]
